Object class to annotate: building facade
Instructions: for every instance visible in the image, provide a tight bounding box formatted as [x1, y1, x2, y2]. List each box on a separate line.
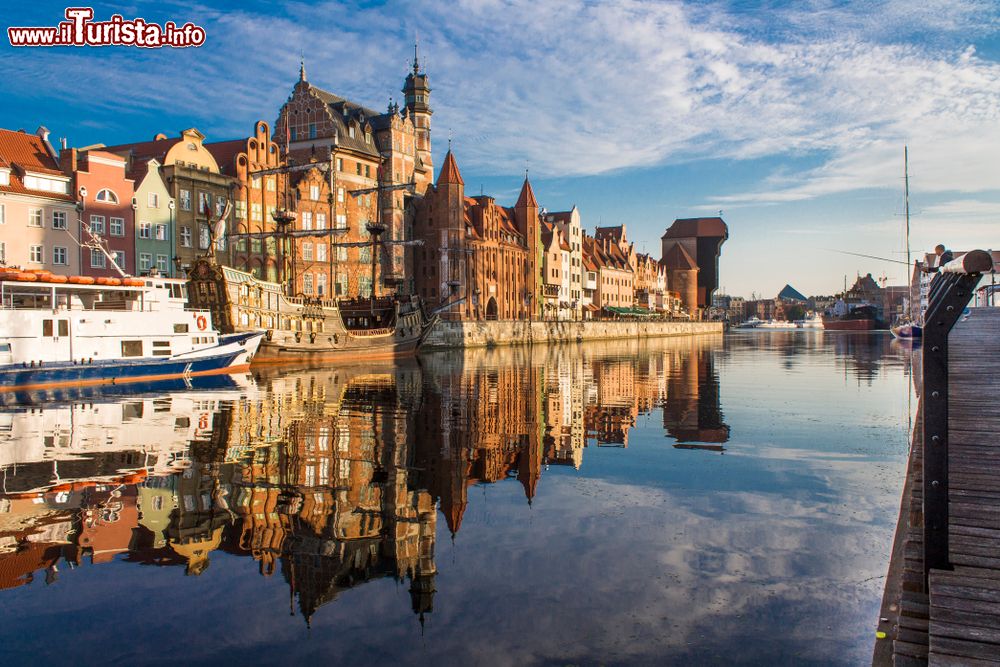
[0, 127, 79, 276]
[131, 158, 174, 276]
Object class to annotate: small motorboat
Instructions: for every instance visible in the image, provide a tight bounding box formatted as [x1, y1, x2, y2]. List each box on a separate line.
[890, 320, 922, 340]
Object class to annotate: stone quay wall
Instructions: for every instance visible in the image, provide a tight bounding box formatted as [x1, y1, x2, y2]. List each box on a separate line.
[422, 319, 723, 349]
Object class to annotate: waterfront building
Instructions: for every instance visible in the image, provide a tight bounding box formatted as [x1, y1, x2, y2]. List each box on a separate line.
[62, 148, 135, 277]
[661, 242, 699, 317]
[541, 221, 571, 319]
[0, 127, 79, 275]
[206, 121, 291, 284]
[273, 57, 434, 293]
[103, 128, 235, 276]
[543, 206, 584, 319]
[412, 150, 541, 321]
[584, 233, 634, 311]
[634, 251, 666, 311]
[130, 158, 174, 276]
[661, 217, 728, 313]
[581, 253, 598, 317]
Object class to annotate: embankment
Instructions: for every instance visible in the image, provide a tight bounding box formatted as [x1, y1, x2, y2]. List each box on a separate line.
[422, 319, 723, 349]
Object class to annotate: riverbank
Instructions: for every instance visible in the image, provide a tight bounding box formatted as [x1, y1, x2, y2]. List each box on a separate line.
[421, 319, 723, 349]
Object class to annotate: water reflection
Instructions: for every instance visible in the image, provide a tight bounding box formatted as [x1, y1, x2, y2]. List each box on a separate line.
[0, 332, 912, 665]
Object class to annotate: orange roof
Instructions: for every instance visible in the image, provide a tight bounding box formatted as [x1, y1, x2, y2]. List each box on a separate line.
[204, 139, 246, 176]
[515, 177, 537, 208]
[0, 128, 73, 201]
[437, 150, 464, 186]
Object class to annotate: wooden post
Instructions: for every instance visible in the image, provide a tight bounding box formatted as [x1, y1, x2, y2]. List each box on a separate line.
[921, 249, 993, 589]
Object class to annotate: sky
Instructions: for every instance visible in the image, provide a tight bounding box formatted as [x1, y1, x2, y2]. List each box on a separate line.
[2, 0, 999, 297]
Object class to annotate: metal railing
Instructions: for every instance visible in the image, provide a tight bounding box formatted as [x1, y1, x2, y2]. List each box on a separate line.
[922, 249, 995, 588]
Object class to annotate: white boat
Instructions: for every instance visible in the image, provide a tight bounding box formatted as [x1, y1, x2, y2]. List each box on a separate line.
[736, 317, 763, 328]
[758, 320, 799, 329]
[0, 271, 263, 392]
[796, 313, 824, 329]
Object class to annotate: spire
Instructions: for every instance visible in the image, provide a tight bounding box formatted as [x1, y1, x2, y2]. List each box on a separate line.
[413, 38, 420, 75]
[299, 57, 306, 82]
[436, 149, 464, 186]
[515, 176, 538, 209]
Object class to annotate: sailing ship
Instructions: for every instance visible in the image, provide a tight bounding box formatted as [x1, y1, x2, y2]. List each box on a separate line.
[890, 146, 922, 341]
[186, 154, 438, 364]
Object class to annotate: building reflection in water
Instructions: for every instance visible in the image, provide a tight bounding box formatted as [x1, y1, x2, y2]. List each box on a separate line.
[0, 336, 733, 624]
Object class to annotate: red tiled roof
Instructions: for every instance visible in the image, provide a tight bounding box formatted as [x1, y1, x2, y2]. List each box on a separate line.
[515, 177, 537, 209]
[0, 128, 73, 201]
[204, 139, 246, 176]
[661, 217, 728, 240]
[437, 150, 464, 186]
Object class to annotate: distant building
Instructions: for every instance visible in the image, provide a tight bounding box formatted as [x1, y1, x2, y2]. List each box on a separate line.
[542, 206, 583, 319]
[661, 217, 728, 313]
[661, 242, 699, 317]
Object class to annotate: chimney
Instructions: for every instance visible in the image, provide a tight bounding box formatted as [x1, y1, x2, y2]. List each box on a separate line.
[35, 126, 58, 160]
[60, 137, 67, 150]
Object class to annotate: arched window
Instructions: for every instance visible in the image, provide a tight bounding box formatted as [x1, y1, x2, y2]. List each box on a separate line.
[95, 188, 118, 203]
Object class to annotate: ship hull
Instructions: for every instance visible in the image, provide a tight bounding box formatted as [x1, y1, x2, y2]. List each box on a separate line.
[0, 347, 251, 393]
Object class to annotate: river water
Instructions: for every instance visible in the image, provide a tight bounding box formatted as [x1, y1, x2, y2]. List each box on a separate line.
[0, 331, 915, 665]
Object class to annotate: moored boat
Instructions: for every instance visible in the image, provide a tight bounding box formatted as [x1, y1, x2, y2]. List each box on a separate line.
[821, 304, 884, 331]
[187, 257, 437, 364]
[0, 273, 262, 391]
[890, 320, 922, 340]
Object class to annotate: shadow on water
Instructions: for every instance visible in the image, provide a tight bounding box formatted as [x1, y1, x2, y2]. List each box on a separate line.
[0, 332, 914, 665]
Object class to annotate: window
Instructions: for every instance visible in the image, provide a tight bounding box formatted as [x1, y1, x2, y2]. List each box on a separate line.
[52, 211, 67, 229]
[0, 171, 8, 186]
[235, 200, 247, 220]
[336, 274, 347, 295]
[155, 224, 167, 241]
[108, 217, 123, 236]
[121, 340, 143, 357]
[266, 177, 275, 192]
[359, 246, 370, 263]
[316, 243, 327, 261]
[337, 187, 345, 203]
[23, 175, 67, 193]
[308, 123, 316, 139]
[301, 211, 312, 230]
[290, 127, 297, 141]
[53, 246, 68, 265]
[349, 125, 356, 139]
[336, 246, 347, 262]
[90, 249, 106, 268]
[0, 242, 5, 263]
[335, 214, 346, 229]
[139, 253, 152, 272]
[303, 273, 313, 294]
[148, 192, 159, 208]
[316, 213, 326, 228]
[42, 320, 53, 336]
[309, 185, 320, 200]
[174, 323, 189, 333]
[180, 189, 191, 211]
[356, 162, 362, 176]
[251, 238, 262, 254]
[302, 243, 313, 261]
[95, 188, 118, 203]
[336, 158, 343, 171]
[29, 245, 43, 263]
[199, 223, 210, 249]
[317, 274, 327, 296]
[90, 215, 105, 234]
[112, 251, 126, 269]
[359, 275, 372, 297]
[156, 255, 168, 272]
[0, 204, 4, 224]
[365, 165, 370, 178]
[180, 226, 192, 247]
[251, 203, 262, 221]
[59, 320, 68, 336]
[198, 192, 211, 215]
[29, 208, 43, 227]
[216, 196, 227, 217]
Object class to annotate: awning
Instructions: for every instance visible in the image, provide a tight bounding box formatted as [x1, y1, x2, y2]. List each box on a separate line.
[584, 303, 600, 312]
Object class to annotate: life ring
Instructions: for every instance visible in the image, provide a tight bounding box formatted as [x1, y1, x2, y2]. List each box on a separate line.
[196, 315, 208, 331]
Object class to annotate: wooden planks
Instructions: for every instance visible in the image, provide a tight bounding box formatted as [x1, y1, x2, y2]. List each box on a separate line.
[884, 308, 1000, 666]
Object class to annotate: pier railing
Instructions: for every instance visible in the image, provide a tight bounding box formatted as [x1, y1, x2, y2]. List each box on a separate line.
[921, 249, 994, 587]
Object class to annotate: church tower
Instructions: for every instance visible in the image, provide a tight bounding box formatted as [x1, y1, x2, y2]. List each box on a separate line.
[402, 42, 434, 178]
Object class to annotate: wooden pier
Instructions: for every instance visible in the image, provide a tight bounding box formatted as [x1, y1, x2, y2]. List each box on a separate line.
[876, 252, 1000, 666]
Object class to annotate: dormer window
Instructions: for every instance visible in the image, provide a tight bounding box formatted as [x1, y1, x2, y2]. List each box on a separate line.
[187, 142, 197, 150]
[95, 188, 118, 203]
[349, 125, 356, 139]
[0, 169, 9, 186]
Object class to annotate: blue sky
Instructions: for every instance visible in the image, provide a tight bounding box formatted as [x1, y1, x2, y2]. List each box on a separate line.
[3, 0, 999, 297]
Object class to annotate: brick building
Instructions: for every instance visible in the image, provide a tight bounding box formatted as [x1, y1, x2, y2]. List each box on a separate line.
[412, 150, 543, 321]
[273, 58, 433, 294]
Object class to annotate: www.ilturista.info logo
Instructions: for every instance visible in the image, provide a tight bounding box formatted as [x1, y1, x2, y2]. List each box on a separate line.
[8, 7, 206, 48]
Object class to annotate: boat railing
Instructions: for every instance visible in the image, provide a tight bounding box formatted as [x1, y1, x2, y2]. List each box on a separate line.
[920, 249, 994, 589]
